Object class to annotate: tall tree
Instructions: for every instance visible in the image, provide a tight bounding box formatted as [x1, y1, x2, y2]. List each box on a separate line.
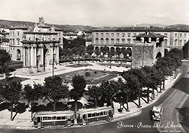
[100, 80, 119, 113]
[70, 75, 86, 124]
[86, 45, 94, 59]
[44, 76, 69, 111]
[87, 85, 102, 108]
[0, 49, 11, 74]
[122, 71, 142, 107]
[0, 81, 22, 121]
[23, 84, 43, 120]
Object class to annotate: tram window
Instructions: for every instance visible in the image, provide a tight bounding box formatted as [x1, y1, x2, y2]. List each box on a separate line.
[104, 112, 107, 115]
[100, 112, 103, 115]
[96, 113, 100, 116]
[52, 116, 56, 120]
[57, 117, 61, 120]
[88, 114, 92, 117]
[43, 117, 48, 120]
[47, 117, 52, 120]
[62, 116, 66, 120]
[92, 113, 96, 117]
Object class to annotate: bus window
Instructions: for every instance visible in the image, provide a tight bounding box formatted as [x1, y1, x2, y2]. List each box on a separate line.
[53, 116, 56, 120]
[62, 116, 66, 120]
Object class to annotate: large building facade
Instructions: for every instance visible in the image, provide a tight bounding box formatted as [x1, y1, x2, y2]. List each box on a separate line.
[92, 27, 189, 50]
[9, 17, 63, 62]
[0, 29, 10, 52]
[9, 17, 63, 73]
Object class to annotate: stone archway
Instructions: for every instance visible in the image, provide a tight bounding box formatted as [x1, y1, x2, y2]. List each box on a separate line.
[156, 52, 162, 59]
[17, 49, 21, 60]
[164, 49, 169, 56]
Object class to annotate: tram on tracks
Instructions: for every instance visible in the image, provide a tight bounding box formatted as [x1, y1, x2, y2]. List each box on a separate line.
[33, 106, 113, 128]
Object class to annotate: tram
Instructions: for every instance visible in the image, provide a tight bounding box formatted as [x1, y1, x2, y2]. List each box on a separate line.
[77, 106, 113, 125]
[33, 110, 74, 128]
[33, 106, 114, 128]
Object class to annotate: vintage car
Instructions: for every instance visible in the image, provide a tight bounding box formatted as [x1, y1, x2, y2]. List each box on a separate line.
[151, 106, 163, 121]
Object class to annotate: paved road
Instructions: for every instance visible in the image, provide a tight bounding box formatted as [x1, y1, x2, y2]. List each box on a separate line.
[0, 61, 189, 133]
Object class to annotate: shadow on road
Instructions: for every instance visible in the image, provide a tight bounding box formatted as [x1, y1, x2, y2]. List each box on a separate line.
[172, 78, 189, 94]
[176, 107, 189, 127]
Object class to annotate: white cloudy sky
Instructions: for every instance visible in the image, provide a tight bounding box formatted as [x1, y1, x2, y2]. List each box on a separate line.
[0, 0, 189, 26]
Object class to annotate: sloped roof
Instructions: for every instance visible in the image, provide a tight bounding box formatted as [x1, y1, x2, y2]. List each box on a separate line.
[93, 26, 189, 32]
[135, 32, 165, 38]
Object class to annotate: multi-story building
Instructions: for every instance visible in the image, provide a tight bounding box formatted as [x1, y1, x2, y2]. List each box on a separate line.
[0, 29, 9, 52]
[9, 26, 28, 60]
[9, 17, 63, 62]
[92, 27, 189, 51]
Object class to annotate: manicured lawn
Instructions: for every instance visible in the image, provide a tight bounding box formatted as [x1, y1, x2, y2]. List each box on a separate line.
[57, 69, 118, 84]
[66, 63, 93, 68]
[97, 62, 131, 68]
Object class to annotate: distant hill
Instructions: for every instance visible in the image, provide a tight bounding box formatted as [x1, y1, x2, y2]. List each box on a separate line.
[165, 24, 189, 30]
[1, 19, 189, 32]
[135, 23, 166, 27]
[0, 19, 98, 32]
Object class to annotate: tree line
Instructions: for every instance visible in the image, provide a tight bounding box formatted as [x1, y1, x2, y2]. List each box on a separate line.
[0, 48, 183, 123]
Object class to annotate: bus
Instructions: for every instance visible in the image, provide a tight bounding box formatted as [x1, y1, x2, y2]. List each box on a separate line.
[77, 106, 113, 125]
[33, 110, 74, 128]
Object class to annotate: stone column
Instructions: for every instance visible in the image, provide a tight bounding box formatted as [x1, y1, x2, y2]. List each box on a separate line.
[31, 46, 34, 66]
[28, 46, 31, 67]
[33, 44, 37, 66]
[23, 46, 26, 66]
[56, 44, 59, 64]
[50, 43, 54, 65]
[40, 44, 44, 66]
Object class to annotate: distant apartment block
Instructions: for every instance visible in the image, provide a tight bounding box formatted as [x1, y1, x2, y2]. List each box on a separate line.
[0, 29, 10, 52]
[92, 27, 189, 50]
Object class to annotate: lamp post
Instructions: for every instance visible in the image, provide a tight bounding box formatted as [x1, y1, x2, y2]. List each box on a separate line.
[52, 43, 55, 77]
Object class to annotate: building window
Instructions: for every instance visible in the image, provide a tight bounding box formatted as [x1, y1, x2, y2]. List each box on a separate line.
[101, 33, 104, 37]
[128, 33, 131, 37]
[116, 38, 119, 44]
[180, 34, 182, 38]
[122, 38, 125, 43]
[17, 31, 19, 36]
[111, 33, 114, 37]
[96, 33, 99, 37]
[164, 33, 167, 36]
[175, 33, 177, 37]
[117, 33, 119, 37]
[180, 40, 182, 45]
[122, 33, 125, 37]
[184, 33, 186, 38]
[106, 33, 109, 37]
[111, 38, 114, 44]
[133, 33, 136, 36]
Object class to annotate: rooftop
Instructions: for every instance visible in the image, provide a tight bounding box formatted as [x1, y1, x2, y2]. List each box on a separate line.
[93, 26, 189, 32]
[135, 32, 165, 38]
